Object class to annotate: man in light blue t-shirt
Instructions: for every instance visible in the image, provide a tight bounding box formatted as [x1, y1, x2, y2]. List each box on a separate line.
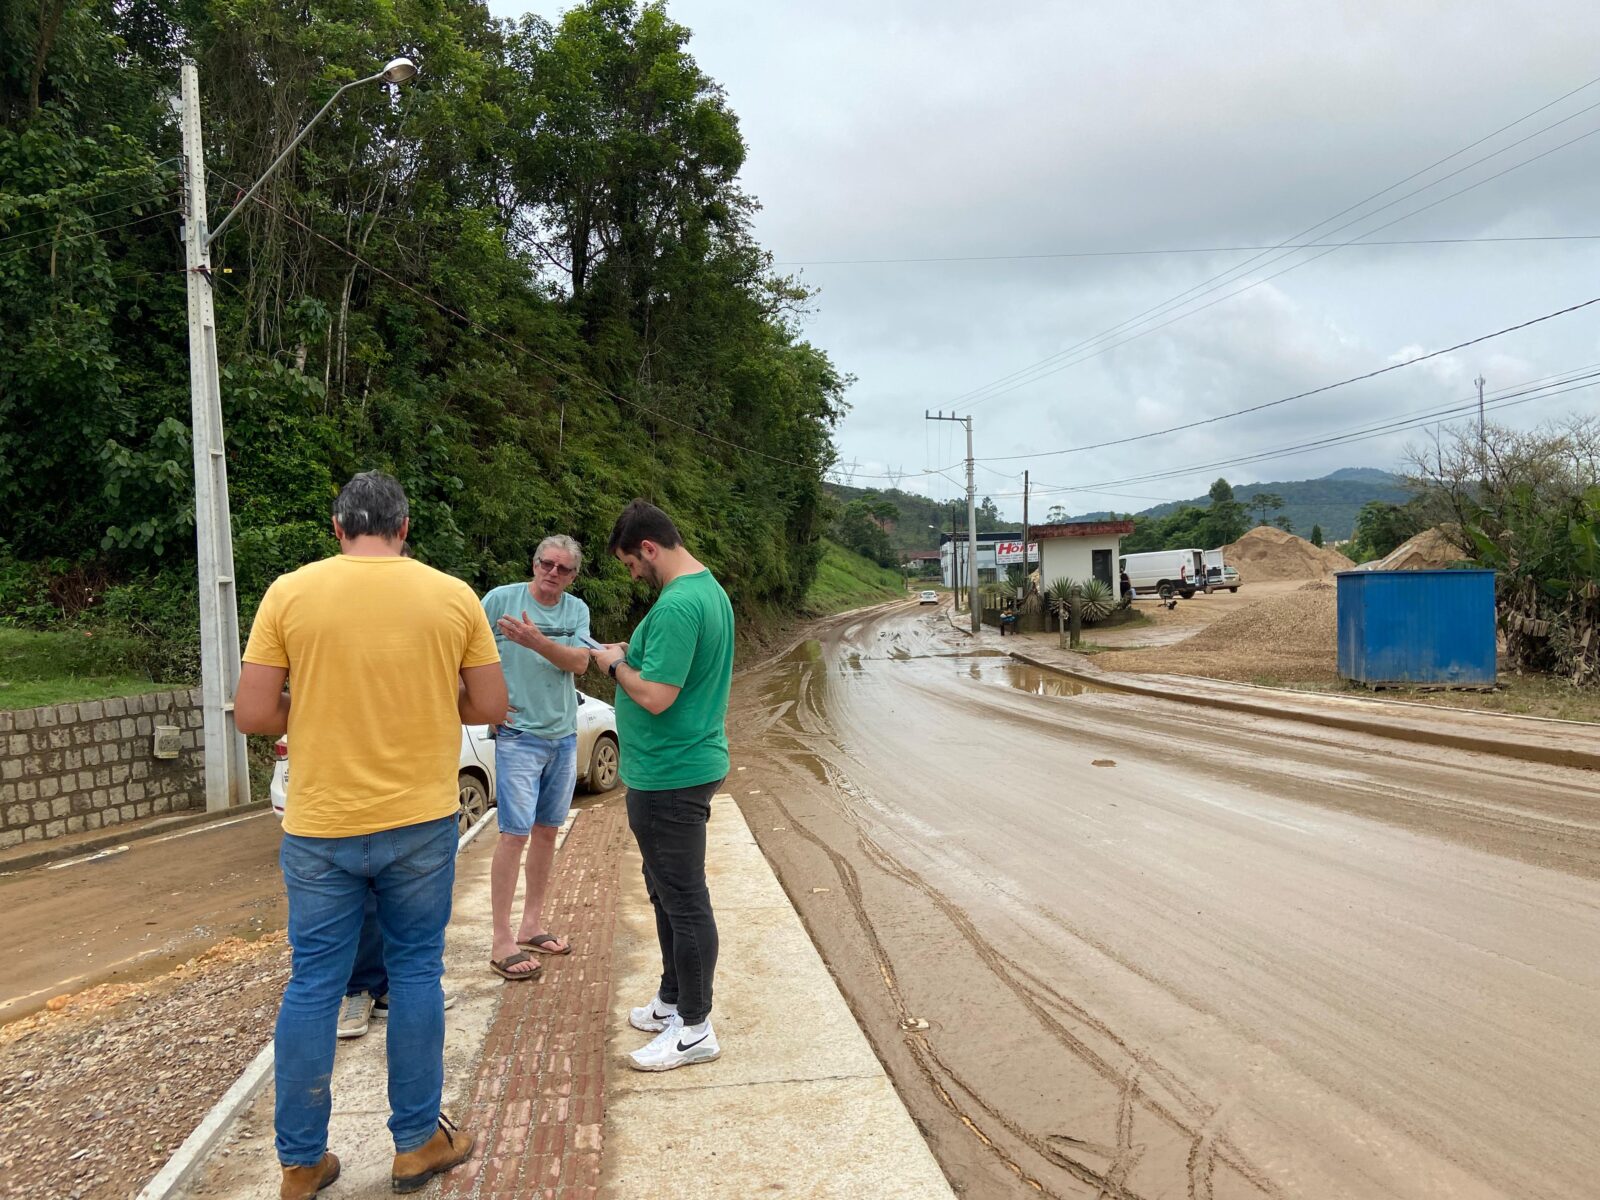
[480, 535, 592, 981]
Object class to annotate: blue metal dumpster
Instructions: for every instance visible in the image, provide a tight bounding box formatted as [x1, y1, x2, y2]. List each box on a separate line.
[1336, 569, 1497, 687]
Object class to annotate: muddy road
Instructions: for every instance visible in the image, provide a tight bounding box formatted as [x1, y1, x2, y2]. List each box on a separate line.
[0, 811, 284, 1021]
[731, 602, 1600, 1200]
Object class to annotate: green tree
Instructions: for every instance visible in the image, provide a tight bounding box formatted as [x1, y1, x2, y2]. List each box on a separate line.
[1349, 500, 1423, 562]
[1250, 492, 1286, 525]
[1273, 515, 1294, 533]
[0, 0, 850, 666]
[1310, 523, 1324, 547]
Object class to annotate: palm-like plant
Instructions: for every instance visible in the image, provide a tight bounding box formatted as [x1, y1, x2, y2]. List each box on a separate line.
[1046, 576, 1116, 624]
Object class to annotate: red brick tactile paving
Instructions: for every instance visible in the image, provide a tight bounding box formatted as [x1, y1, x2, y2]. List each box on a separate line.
[438, 800, 629, 1200]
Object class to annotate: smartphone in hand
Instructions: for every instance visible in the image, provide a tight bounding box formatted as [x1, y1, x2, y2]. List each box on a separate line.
[578, 634, 606, 652]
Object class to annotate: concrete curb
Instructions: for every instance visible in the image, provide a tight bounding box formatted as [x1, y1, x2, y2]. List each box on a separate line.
[0, 800, 271, 875]
[133, 801, 513, 1200]
[1008, 651, 1600, 773]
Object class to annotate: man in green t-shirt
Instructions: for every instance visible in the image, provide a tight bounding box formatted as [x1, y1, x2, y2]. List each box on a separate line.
[592, 500, 734, 1073]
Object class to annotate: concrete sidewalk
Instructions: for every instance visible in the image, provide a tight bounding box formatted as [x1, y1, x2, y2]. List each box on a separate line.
[954, 607, 1600, 771]
[173, 795, 953, 1199]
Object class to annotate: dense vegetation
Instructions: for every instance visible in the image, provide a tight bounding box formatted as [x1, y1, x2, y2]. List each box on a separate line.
[0, 0, 846, 671]
[824, 484, 1019, 559]
[1409, 418, 1600, 685]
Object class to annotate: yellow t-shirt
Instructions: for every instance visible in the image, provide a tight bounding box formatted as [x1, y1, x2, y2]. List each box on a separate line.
[242, 555, 500, 837]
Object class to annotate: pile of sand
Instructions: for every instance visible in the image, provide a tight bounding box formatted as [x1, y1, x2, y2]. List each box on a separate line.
[1222, 525, 1353, 582]
[1095, 579, 1339, 683]
[1373, 526, 1467, 571]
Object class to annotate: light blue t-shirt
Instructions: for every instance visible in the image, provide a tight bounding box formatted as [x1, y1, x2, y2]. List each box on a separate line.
[480, 584, 591, 739]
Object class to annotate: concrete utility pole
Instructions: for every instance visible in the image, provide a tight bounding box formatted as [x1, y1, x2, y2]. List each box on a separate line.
[180, 62, 249, 812]
[926, 412, 980, 633]
[1475, 373, 1487, 457]
[177, 55, 418, 811]
[1021, 469, 1030, 596]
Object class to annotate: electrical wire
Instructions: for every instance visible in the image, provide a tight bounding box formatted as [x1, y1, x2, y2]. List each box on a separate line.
[776, 232, 1600, 267]
[944, 74, 1600, 411]
[0, 207, 179, 260]
[954, 120, 1600, 411]
[211, 175, 852, 477]
[964, 291, 1600, 466]
[1011, 372, 1600, 500]
[0, 189, 179, 248]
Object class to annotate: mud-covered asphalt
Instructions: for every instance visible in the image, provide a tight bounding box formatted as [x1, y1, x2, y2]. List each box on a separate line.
[0, 812, 284, 1021]
[732, 602, 1600, 1200]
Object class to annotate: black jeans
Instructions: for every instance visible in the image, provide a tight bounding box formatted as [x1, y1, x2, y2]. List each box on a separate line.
[626, 780, 722, 1026]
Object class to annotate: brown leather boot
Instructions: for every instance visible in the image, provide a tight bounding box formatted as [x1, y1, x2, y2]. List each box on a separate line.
[280, 1151, 340, 1199]
[391, 1114, 475, 1194]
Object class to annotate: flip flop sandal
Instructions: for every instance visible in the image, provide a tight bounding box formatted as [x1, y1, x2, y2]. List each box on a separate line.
[517, 933, 572, 956]
[489, 951, 541, 981]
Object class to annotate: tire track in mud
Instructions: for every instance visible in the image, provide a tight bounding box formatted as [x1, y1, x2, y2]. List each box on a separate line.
[751, 640, 1281, 1200]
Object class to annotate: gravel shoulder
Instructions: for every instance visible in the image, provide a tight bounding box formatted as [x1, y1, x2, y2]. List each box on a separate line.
[0, 935, 289, 1200]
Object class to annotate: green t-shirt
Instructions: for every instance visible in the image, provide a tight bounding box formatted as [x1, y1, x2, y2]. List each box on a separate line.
[481, 583, 590, 738]
[615, 570, 734, 790]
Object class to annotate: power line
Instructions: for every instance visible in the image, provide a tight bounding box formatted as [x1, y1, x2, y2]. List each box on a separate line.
[775, 232, 1600, 267]
[955, 118, 1600, 411]
[969, 291, 1600, 466]
[944, 73, 1600, 411]
[212, 176, 856, 478]
[1013, 370, 1600, 500]
[0, 207, 179, 260]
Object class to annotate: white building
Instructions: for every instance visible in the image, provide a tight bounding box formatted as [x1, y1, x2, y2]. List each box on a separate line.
[938, 533, 1038, 588]
[1034, 520, 1136, 591]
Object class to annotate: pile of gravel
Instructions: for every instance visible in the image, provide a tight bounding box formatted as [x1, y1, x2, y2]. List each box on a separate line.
[1096, 581, 1339, 684]
[1223, 526, 1353, 582]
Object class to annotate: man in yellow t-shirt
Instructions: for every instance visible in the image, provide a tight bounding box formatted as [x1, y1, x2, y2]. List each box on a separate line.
[236, 471, 507, 1200]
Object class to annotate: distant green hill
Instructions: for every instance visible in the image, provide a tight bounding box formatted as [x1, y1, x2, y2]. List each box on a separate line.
[830, 468, 1409, 546]
[824, 484, 1021, 552]
[1077, 470, 1410, 541]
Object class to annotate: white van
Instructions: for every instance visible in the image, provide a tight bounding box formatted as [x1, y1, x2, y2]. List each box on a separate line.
[1202, 548, 1241, 593]
[1120, 548, 1205, 599]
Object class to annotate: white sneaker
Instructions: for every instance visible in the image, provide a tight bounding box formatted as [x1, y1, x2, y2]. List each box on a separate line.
[372, 991, 457, 1016]
[337, 992, 375, 1039]
[629, 994, 679, 1033]
[628, 1015, 720, 1072]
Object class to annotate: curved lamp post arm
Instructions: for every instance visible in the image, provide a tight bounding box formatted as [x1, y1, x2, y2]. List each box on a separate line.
[204, 62, 410, 249]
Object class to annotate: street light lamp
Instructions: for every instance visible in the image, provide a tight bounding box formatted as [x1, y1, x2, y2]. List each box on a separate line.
[178, 55, 419, 810]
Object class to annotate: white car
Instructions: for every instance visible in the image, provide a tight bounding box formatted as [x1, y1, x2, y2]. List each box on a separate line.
[918, 589, 939, 605]
[270, 692, 620, 834]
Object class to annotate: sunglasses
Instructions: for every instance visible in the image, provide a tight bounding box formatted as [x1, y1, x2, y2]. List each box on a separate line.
[535, 557, 576, 577]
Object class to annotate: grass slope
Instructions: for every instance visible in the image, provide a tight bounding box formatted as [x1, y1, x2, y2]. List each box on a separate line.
[804, 540, 907, 615]
[0, 627, 176, 711]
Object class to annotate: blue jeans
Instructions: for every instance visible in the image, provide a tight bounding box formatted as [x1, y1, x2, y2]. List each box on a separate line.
[275, 815, 457, 1165]
[347, 893, 387, 998]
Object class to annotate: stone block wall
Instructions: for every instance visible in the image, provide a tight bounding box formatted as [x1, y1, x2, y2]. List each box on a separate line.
[0, 688, 205, 849]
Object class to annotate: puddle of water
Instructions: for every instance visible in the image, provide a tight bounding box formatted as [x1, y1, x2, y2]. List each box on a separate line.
[986, 662, 1098, 698]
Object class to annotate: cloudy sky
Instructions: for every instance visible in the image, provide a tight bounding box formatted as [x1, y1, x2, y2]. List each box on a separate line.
[488, 0, 1600, 520]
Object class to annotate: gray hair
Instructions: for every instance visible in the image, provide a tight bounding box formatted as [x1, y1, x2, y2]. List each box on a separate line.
[332, 471, 409, 538]
[535, 534, 583, 574]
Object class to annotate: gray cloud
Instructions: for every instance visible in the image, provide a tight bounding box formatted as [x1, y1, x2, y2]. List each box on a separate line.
[492, 0, 1600, 515]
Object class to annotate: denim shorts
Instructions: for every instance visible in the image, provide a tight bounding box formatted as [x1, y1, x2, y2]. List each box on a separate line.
[494, 727, 578, 835]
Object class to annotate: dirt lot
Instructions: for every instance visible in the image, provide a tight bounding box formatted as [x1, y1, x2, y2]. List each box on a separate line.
[1094, 580, 1342, 685]
[0, 936, 289, 1200]
[1027, 572, 1600, 723]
